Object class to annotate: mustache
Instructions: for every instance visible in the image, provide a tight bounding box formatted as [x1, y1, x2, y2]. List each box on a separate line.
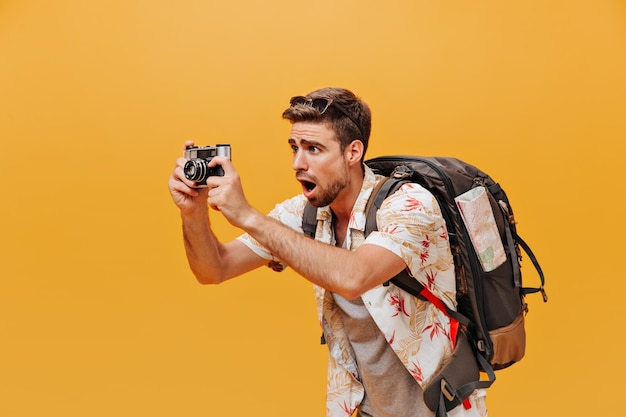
[296, 173, 316, 183]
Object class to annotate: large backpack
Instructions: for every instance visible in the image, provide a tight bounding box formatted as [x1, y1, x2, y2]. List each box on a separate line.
[302, 155, 547, 415]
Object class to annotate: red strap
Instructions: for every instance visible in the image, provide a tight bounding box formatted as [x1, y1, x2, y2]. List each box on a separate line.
[419, 287, 459, 348]
[419, 287, 472, 411]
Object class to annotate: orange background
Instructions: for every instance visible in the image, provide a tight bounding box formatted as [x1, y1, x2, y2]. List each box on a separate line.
[1, 1, 625, 416]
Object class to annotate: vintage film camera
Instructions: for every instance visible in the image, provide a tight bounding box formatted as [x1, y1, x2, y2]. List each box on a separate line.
[183, 144, 231, 187]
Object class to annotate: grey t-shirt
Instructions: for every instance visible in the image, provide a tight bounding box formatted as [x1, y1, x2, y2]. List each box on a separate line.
[333, 294, 435, 417]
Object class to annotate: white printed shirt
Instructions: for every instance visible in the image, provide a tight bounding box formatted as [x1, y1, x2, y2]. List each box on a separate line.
[238, 166, 487, 417]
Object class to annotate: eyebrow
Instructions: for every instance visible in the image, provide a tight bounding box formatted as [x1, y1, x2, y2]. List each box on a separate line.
[288, 138, 327, 150]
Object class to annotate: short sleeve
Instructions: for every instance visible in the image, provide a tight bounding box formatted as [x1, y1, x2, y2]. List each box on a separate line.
[236, 194, 308, 272]
[363, 182, 456, 302]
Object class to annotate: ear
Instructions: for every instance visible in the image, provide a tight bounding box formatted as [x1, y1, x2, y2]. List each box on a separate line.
[344, 140, 364, 166]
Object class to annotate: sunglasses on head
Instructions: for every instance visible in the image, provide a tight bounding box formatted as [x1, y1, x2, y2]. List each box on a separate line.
[289, 96, 364, 139]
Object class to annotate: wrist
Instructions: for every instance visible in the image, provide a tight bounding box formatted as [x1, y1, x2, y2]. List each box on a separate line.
[236, 207, 263, 232]
[180, 203, 209, 224]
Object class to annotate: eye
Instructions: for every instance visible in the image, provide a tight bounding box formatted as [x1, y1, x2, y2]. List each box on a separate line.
[290, 144, 298, 153]
[307, 145, 320, 154]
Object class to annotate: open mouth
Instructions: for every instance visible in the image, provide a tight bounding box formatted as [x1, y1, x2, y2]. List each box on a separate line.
[297, 176, 317, 195]
[303, 181, 316, 192]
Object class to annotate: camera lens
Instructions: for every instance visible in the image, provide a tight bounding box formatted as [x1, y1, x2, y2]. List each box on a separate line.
[184, 159, 209, 182]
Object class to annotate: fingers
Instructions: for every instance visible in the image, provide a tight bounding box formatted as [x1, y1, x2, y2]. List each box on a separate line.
[183, 140, 195, 151]
[172, 157, 197, 188]
[170, 156, 203, 199]
[207, 155, 235, 176]
[169, 174, 199, 198]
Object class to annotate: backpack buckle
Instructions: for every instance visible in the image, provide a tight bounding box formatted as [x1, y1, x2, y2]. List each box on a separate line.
[441, 379, 457, 402]
[391, 165, 413, 179]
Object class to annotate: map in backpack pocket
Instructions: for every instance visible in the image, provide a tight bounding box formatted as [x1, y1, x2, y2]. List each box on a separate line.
[455, 187, 507, 272]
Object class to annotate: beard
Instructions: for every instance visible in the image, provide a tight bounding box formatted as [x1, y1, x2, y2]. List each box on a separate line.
[308, 178, 348, 207]
[306, 167, 350, 208]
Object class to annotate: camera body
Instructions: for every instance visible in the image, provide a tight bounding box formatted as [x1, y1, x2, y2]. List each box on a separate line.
[183, 144, 231, 187]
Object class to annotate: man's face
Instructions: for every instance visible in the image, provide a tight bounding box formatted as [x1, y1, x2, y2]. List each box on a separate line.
[288, 121, 350, 208]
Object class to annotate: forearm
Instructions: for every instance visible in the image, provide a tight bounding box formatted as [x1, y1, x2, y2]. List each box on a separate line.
[181, 209, 227, 284]
[241, 212, 369, 299]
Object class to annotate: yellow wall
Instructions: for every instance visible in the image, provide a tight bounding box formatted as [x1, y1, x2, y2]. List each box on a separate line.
[1, 1, 624, 416]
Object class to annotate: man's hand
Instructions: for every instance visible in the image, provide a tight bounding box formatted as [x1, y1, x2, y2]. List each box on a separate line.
[168, 141, 209, 217]
[205, 156, 258, 230]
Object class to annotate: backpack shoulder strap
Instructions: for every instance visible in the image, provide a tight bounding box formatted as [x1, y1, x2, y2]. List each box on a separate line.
[302, 202, 317, 239]
[364, 176, 408, 236]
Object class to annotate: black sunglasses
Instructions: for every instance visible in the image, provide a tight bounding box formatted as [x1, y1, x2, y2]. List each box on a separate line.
[289, 96, 364, 139]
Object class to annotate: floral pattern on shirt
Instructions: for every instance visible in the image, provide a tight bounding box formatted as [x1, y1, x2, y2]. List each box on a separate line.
[237, 166, 487, 417]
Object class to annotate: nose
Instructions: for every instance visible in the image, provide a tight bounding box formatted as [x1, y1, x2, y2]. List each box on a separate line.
[292, 149, 307, 171]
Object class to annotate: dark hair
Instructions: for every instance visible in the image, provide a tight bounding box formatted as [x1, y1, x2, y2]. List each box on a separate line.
[282, 87, 371, 157]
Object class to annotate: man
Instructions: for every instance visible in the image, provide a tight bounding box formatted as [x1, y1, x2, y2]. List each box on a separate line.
[168, 87, 487, 417]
